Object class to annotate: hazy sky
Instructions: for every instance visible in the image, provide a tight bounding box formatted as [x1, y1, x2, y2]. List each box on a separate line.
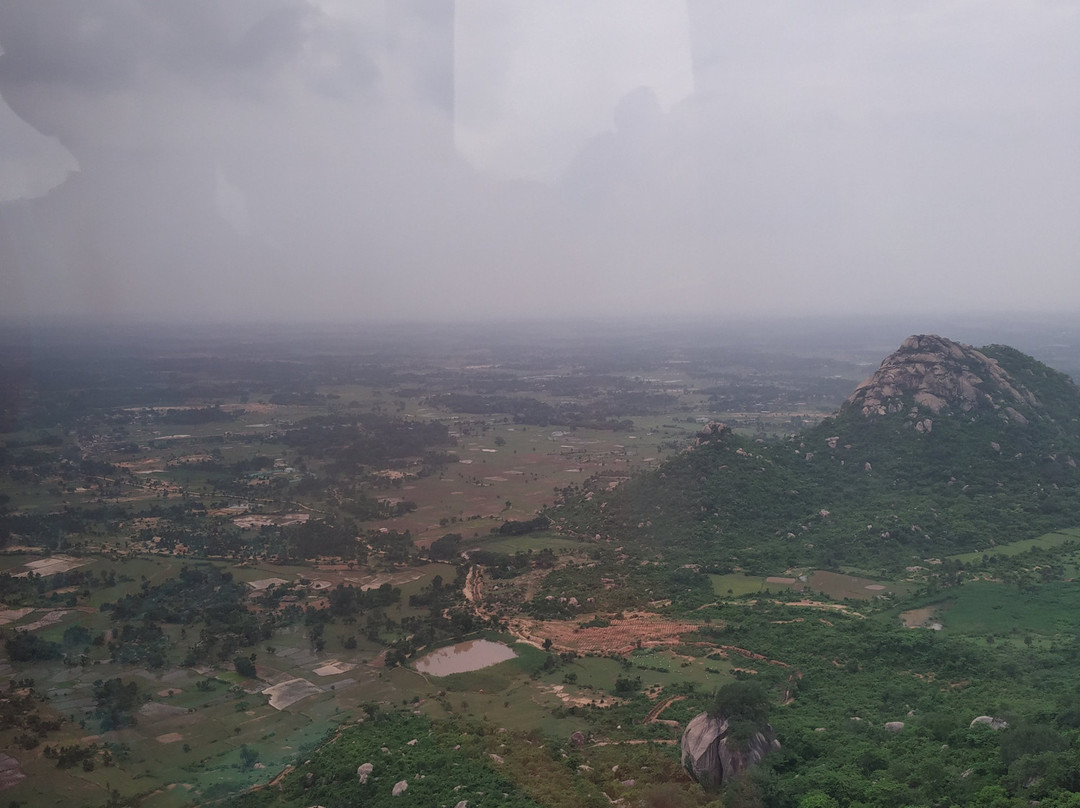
[1, 1, 1077, 324]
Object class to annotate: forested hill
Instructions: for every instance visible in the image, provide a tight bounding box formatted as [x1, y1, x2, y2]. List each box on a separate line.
[555, 336, 1080, 572]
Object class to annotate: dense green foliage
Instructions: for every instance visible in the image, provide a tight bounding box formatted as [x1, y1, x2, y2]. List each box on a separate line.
[92, 677, 140, 732]
[4, 630, 61, 662]
[721, 598, 1080, 808]
[712, 681, 770, 724]
[102, 564, 271, 665]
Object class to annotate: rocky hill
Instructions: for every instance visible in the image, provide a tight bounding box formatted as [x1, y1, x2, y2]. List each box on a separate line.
[559, 336, 1080, 570]
[846, 334, 1037, 420]
[826, 335, 1080, 466]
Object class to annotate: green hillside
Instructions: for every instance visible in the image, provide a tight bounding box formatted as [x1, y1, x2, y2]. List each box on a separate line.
[557, 337, 1080, 572]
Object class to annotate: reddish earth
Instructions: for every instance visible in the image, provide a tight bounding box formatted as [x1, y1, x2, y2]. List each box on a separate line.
[644, 695, 685, 724]
[509, 612, 700, 655]
[716, 646, 791, 668]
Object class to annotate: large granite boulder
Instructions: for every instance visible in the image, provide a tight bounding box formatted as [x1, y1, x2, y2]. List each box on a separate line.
[681, 712, 779, 790]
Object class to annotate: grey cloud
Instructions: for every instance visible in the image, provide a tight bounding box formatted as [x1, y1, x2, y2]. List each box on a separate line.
[0, 1, 1077, 324]
[0, 0, 145, 90]
[0, 1, 319, 97]
[386, 0, 455, 113]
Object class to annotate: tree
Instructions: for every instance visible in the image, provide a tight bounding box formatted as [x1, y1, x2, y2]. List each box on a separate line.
[92, 678, 140, 731]
[799, 792, 839, 808]
[711, 681, 770, 724]
[234, 656, 257, 678]
[239, 744, 259, 769]
[6, 631, 62, 662]
[711, 680, 771, 746]
[429, 533, 462, 560]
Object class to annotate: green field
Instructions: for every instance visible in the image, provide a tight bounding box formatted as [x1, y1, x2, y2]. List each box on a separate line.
[710, 570, 902, 601]
[938, 580, 1080, 640]
[949, 526, 1080, 563]
[710, 573, 771, 596]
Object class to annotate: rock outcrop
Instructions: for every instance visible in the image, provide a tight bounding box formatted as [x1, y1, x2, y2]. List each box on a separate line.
[693, 421, 732, 446]
[681, 712, 780, 790]
[846, 335, 1035, 419]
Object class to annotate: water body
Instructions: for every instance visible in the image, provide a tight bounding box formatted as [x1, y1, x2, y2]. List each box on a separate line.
[414, 639, 517, 676]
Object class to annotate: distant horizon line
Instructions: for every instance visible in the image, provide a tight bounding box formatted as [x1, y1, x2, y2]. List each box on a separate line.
[4, 308, 1080, 332]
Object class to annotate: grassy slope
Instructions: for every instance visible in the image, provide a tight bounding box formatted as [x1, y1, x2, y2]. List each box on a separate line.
[558, 346, 1080, 572]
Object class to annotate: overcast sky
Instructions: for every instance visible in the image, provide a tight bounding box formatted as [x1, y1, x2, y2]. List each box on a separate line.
[1, 0, 1077, 325]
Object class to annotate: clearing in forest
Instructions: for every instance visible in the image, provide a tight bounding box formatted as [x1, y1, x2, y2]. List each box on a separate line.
[510, 612, 699, 654]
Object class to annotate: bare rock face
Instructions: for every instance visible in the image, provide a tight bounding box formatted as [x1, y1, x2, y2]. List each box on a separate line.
[846, 335, 1035, 419]
[971, 715, 1009, 730]
[681, 712, 780, 790]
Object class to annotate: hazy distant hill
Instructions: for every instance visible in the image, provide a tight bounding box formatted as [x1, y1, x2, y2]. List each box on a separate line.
[559, 335, 1080, 572]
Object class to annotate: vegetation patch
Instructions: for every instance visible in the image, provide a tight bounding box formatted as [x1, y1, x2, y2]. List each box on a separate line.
[228, 713, 543, 808]
[950, 527, 1080, 563]
[940, 580, 1080, 640]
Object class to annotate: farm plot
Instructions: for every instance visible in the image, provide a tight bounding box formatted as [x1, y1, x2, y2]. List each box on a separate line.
[937, 580, 1080, 643]
[509, 612, 699, 655]
[806, 570, 905, 600]
[373, 424, 681, 543]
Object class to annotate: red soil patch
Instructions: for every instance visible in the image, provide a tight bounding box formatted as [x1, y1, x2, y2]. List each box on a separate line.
[510, 612, 699, 655]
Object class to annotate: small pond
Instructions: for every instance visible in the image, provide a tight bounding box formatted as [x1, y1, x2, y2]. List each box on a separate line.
[413, 639, 517, 676]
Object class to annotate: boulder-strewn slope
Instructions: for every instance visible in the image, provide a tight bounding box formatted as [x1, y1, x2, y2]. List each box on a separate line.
[558, 336, 1080, 570]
